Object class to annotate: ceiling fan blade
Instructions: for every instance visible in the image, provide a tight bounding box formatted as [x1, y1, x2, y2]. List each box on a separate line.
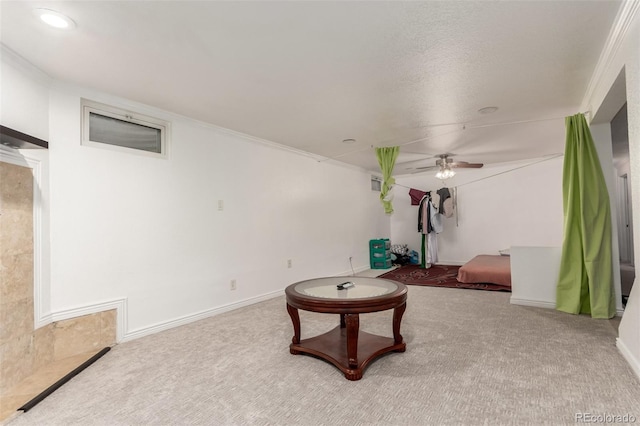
[407, 155, 483, 173]
[450, 162, 483, 168]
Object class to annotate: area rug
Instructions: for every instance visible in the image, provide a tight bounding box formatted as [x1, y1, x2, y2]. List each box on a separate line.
[378, 264, 511, 292]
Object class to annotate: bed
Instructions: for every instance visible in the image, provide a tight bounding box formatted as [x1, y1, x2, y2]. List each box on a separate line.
[457, 255, 511, 289]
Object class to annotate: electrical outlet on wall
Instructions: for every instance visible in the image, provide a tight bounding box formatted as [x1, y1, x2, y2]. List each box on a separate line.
[287, 259, 292, 268]
[230, 279, 237, 290]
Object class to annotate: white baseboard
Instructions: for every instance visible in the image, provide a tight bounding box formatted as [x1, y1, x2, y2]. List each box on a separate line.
[354, 265, 371, 273]
[617, 337, 640, 382]
[509, 297, 556, 310]
[121, 290, 283, 343]
[336, 264, 371, 276]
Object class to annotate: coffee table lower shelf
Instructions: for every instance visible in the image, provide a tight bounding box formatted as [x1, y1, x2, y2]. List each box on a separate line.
[289, 325, 406, 381]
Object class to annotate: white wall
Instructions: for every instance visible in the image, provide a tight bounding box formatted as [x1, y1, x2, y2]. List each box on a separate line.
[0, 47, 50, 142]
[46, 86, 390, 338]
[582, 0, 640, 379]
[392, 156, 564, 264]
[2, 51, 390, 341]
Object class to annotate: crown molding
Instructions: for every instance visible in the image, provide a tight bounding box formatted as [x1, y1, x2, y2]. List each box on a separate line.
[582, 0, 640, 109]
[0, 43, 53, 87]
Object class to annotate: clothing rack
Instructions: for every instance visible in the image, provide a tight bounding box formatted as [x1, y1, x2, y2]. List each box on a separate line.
[418, 193, 432, 269]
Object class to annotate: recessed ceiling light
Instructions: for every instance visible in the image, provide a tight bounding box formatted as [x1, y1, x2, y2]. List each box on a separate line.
[478, 106, 498, 115]
[34, 9, 76, 29]
[342, 138, 356, 144]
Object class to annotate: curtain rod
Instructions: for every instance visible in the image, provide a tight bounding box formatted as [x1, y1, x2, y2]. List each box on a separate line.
[318, 111, 589, 163]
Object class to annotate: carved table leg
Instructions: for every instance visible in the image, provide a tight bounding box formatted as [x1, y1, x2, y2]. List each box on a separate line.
[287, 303, 301, 353]
[393, 302, 406, 346]
[345, 313, 359, 368]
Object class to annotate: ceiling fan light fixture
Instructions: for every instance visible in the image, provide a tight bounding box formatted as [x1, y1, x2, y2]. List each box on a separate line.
[435, 165, 455, 180]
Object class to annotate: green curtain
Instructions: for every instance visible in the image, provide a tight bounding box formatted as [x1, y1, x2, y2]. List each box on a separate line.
[376, 146, 400, 214]
[556, 113, 616, 319]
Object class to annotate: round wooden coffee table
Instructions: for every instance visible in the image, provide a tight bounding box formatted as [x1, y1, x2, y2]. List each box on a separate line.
[285, 276, 407, 380]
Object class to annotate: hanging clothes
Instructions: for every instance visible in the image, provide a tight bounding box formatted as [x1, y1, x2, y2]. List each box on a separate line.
[421, 234, 427, 268]
[437, 187, 450, 210]
[416, 193, 442, 268]
[409, 188, 427, 205]
[417, 193, 431, 268]
[437, 187, 455, 218]
[443, 198, 454, 218]
[417, 193, 430, 232]
[430, 200, 443, 233]
[427, 232, 438, 264]
[422, 199, 432, 234]
[431, 192, 440, 212]
[427, 199, 441, 264]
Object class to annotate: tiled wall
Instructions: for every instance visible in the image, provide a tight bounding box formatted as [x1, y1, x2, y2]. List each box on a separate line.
[52, 311, 116, 361]
[0, 161, 116, 395]
[0, 161, 35, 394]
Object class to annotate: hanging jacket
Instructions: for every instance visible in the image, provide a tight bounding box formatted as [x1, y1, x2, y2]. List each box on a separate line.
[417, 194, 429, 232]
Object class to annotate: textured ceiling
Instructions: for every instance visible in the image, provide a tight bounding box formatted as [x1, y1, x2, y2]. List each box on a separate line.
[0, 1, 622, 174]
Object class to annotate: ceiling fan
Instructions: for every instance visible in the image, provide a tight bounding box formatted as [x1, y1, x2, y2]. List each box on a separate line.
[414, 154, 484, 178]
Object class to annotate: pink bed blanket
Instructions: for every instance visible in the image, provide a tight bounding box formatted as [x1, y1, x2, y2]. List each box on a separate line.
[457, 255, 511, 287]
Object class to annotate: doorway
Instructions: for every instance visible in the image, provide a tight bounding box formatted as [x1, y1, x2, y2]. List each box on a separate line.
[611, 103, 635, 306]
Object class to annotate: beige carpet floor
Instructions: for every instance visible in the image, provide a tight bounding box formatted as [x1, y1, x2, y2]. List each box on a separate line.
[7, 286, 640, 425]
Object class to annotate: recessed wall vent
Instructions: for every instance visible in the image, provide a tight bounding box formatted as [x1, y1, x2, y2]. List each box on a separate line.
[371, 175, 382, 192]
[81, 99, 170, 158]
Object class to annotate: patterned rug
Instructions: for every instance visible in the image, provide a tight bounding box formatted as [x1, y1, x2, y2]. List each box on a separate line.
[378, 264, 511, 292]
